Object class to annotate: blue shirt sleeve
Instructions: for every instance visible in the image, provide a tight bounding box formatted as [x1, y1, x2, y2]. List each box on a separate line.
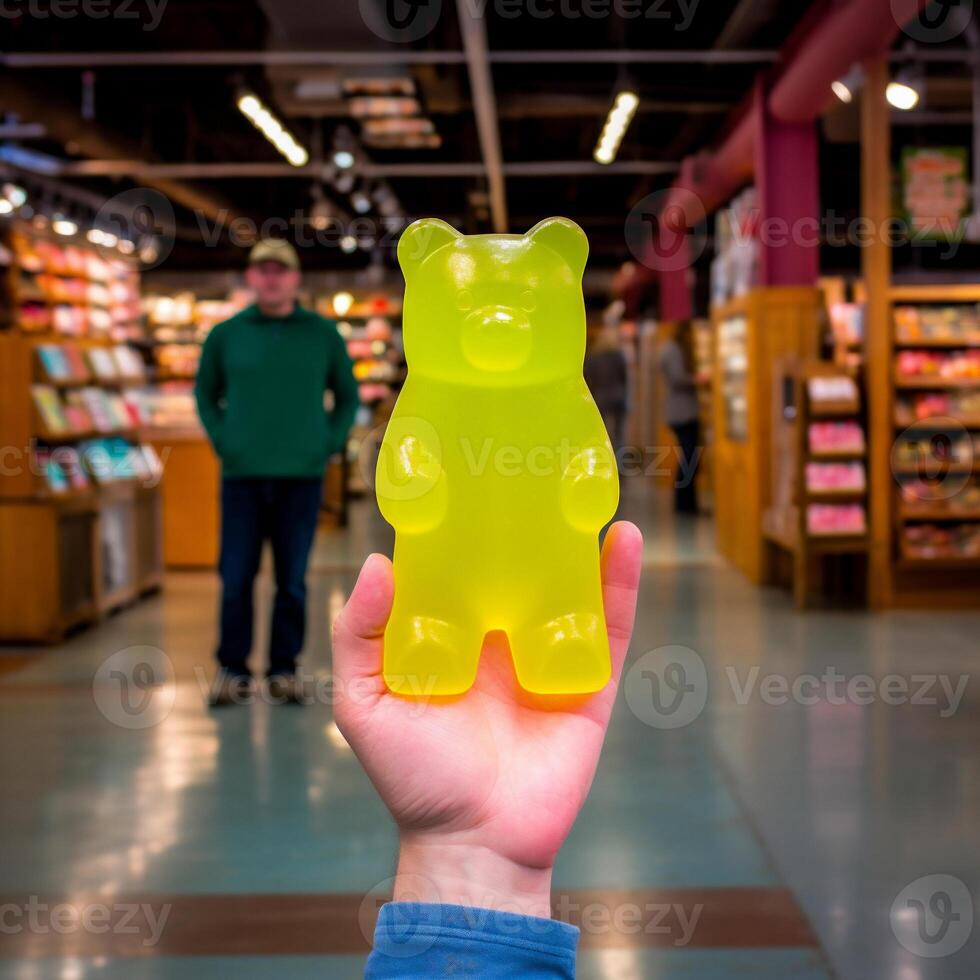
[365, 902, 578, 978]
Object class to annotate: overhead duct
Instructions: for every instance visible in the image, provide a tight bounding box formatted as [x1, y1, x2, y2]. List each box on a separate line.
[625, 0, 933, 304]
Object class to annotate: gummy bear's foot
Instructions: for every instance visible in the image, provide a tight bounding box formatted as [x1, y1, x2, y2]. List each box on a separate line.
[510, 611, 611, 695]
[383, 614, 480, 697]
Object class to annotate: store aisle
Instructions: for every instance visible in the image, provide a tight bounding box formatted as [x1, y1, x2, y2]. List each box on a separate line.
[0, 480, 978, 979]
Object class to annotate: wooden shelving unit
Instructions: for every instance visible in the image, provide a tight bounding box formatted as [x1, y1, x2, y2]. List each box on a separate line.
[0, 223, 163, 642]
[763, 360, 868, 607]
[878, 284, 980, 603]
[710, 287, 823, 584]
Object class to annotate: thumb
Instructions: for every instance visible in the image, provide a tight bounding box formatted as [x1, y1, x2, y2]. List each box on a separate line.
[332, 553, 394, 689]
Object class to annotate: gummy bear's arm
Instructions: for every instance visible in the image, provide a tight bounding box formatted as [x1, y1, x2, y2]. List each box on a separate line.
[558, 382, 619, 532]
[375, 415, 448, 533]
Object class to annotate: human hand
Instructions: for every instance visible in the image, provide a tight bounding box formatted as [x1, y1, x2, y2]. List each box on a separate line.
[333, 522, 643, 918]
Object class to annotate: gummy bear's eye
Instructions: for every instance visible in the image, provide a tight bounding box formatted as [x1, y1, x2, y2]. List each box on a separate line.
[457, 290, 474, 311]
[519, 290, 537, 312]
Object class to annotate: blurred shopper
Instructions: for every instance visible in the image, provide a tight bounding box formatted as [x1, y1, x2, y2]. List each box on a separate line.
[333, 523, 642, 977]
[196, 238, 359, 705]
[584, 325, 628, 465]
[658, 320, 701, 514]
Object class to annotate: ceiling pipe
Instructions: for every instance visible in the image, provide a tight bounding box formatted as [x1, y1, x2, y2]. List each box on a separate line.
[54, 160, 678, 179]
[455, 0, 508, 232]
[0, 49, 782, 69]
[624, 0, 932, 307]
[768, 0, 929, 123]
[664, 0, 932, 225]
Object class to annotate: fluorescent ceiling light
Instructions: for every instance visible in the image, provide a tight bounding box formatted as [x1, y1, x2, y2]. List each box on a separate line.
[593, 91, 639, 165]
[237, 91, 310, 167]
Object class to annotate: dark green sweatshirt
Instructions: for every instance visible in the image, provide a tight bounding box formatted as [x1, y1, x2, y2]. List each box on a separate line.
[195, 303, 360, 478]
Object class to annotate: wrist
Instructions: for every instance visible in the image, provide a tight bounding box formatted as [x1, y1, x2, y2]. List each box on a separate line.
[394, 835, 554, 919]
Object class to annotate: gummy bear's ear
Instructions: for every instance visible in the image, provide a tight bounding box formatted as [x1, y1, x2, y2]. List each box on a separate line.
[397, 218, 461, 278]
[526, 217, 588, 278]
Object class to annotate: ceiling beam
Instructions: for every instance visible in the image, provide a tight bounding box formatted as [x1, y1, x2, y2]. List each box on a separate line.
[455, 0, 507, 233]
[0, 49, 782, 69]
[51, 160, 678, 179]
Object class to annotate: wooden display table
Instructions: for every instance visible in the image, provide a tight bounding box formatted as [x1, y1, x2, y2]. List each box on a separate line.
[143, 426, 220, 569]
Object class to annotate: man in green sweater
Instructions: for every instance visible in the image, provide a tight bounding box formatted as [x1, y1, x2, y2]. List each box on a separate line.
[195, 238, 359, 705]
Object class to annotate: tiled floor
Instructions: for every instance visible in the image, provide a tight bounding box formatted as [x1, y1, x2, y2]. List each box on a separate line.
[1, 479, 978, 978]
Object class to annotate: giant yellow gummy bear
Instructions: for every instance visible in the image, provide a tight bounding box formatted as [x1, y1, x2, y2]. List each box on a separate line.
[376, 217, 620, 696]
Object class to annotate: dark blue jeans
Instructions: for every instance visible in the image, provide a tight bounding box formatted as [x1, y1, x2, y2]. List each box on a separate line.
[216, 477, 322, 679]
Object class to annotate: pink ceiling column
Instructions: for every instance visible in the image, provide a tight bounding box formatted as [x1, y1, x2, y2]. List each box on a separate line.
[754, 79, 820, 287]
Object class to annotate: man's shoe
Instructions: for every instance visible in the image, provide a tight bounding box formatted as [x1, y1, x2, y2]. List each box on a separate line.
[207, 672, 253, 707]
[267, 674, 305, 705]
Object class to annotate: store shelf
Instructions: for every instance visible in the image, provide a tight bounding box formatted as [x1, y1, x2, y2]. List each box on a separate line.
[36, 427, 137, 443]
[901, 509, 980, 522]
[807, 449, 866, 461]
[808, 400, 861, 418]
[890, 284, 980, 303]
[895, 415, 980, 429]
[897, 555, 980, 570]
[805, 487, 867, 500]
[895, 337, 980, 348]
[895, 376, 980, 389]
[892, 463, 975, 476]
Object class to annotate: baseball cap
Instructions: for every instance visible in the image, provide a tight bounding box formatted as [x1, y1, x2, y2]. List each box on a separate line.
[248, 238, 300, 270]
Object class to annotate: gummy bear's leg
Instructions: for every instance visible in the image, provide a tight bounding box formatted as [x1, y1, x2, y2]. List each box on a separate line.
[382, 577, 483, 697]
[508, 597, 611, 696]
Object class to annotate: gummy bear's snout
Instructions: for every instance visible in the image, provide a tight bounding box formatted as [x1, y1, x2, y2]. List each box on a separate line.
[460, 304, 532, 372]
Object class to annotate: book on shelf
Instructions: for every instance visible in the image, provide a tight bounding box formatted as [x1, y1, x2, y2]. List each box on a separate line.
[138, 443, 163, 480]
[106, 393, 134, 430]
[35, 447, 90, 492]
[62, 400, 94, 433]
[76, 387, 118, 433]
[78, 438, 135, 483]
[112, 345, 146, 379]
[86, 347, 119, 379]
[31, 385, 69, 434]
[805, 461, 866, 493]
[808, 420, 866, 455]
[62, 344, 90, 379]
[807, 375, 858, 405]
[36, 345, 72, 381]
[807, 503, 867, 536]
[37, 452, 70, 493]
